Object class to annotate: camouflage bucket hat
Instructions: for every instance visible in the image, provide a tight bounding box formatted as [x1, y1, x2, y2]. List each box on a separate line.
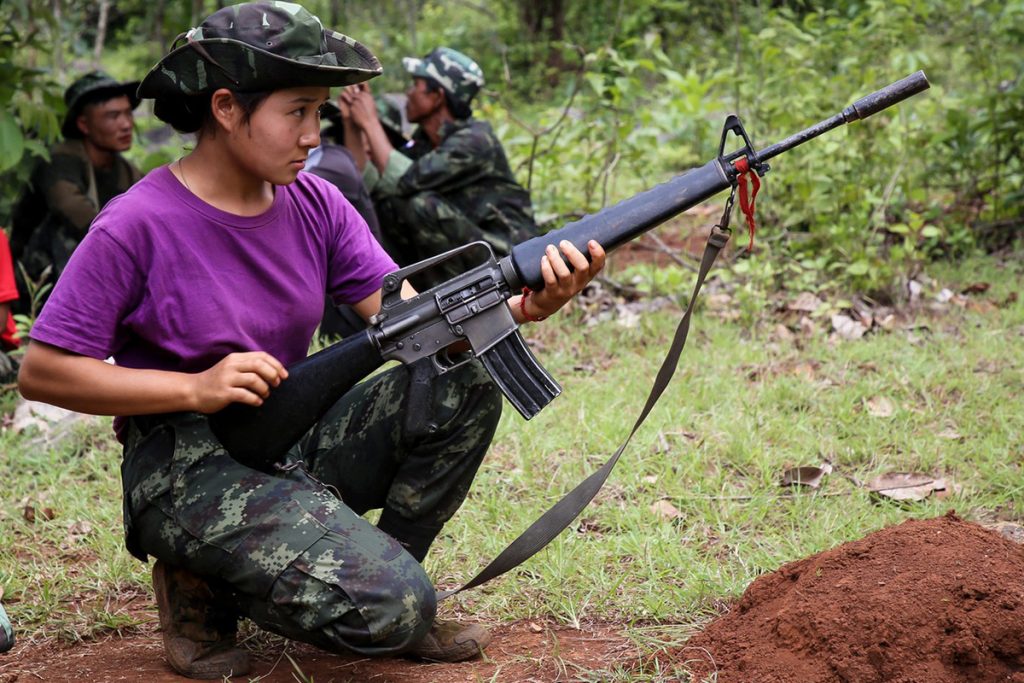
[402, 47, 484, 107]
[376, 93, 407, 137]
[62, 70, 141, 139]
[137, 1, 382, 100]
[319, 94, 407, 145]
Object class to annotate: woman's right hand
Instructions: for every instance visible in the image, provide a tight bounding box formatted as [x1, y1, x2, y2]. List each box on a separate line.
[189, 352, 289, 413]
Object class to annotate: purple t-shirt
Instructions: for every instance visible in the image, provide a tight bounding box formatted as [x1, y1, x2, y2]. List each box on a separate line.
[32, 166, 396, 374]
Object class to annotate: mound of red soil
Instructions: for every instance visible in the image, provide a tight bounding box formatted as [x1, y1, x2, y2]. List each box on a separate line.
[678, 512, 1024, 683]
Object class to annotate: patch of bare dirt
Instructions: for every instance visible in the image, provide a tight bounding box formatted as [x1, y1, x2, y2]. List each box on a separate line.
[0, 619, 639, 682]
[608, 210, 729, 273]
[671, 512, 1024, 683]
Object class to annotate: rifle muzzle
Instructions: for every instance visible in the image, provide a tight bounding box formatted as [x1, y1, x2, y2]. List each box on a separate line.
[843, 70, 930, 121]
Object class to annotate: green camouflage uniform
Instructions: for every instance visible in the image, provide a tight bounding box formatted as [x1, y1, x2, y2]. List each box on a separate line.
[368, 48, 539, 287]
[122, 359, 501, 654]
[126, 4, 501, 656]
[18, 140, 142, 281]
[12, 71, 142, 284]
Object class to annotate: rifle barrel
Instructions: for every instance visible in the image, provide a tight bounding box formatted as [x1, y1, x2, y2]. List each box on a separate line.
[507, 159, 731, 290]
[507, 71, 930, 291]
[756, 70, 930, 163]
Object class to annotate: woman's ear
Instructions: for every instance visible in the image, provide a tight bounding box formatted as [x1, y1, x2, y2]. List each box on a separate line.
[209, 88, 239, 133]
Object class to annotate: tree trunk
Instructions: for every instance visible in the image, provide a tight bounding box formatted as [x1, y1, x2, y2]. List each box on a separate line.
[545, 0, 565, 75]
[151, 0, 166, 51]
[52, 0, 64, 79]
[93, 0, 110, 67]
[517, 0, 567, 83]
[404, 0, 419, 54]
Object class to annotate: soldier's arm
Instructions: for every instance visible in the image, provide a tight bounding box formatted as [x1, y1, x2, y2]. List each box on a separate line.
[37, 155, 98, 235]
[19, 340, 288, 415]
[395, 128, 496, 196]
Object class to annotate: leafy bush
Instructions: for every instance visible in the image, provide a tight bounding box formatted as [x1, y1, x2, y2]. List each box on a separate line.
[492, 0, 1022, 300]
[0, 5, 64, 226]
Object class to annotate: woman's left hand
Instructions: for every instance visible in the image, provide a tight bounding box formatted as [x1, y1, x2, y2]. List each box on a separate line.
[519, 239, 606, 321]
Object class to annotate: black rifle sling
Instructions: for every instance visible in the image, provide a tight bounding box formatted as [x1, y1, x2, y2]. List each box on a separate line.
[439, 225, 732, 600]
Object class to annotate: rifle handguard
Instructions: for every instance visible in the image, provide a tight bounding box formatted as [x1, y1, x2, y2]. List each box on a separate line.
[479, 331, 561, 419]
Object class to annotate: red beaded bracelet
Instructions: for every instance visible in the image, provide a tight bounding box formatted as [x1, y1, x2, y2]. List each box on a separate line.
[519, 287, 548, 322]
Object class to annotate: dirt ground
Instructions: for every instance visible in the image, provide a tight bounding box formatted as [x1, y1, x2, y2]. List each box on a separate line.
[674, 513, 1024, 683]
[0, 619, 640, 682]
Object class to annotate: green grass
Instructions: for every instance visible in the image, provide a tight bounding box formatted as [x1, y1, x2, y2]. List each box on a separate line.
[1, 250, 1022, 680]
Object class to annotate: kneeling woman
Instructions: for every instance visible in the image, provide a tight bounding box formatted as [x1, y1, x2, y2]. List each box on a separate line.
[17, 1, 604, 679]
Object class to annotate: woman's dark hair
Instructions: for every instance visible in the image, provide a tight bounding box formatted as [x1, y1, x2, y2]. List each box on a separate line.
[423, 78, 472, 120]
[154, 90, 271, 134]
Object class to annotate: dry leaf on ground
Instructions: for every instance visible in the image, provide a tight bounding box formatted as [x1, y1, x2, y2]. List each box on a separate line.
[651, 499, 683, 519]
[773, 324, 795, 342]
[789, 292, 823, 313]
[985, 521, 1024, 543]
[865, 396, 895, 417]
[781, 463, 833, 489]
[937, 427, 964, 441]
[962, 282, 991, 295]
[832, 314, 869, 340]
[867, 472, 947, 502]
[66, 520, 94, 542]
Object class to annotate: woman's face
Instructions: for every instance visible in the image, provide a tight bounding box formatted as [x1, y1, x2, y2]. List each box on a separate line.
[228, 85, 328, 185]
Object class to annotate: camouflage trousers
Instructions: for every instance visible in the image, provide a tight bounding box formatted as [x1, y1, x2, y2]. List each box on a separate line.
[376, 192, 529, 289]
[120, 360, 502, 655]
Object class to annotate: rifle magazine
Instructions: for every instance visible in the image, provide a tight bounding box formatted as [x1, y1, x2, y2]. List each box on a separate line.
[479, 332, 561, 419]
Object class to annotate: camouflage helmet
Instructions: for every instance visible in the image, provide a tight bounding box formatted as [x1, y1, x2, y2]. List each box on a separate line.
[402, 47, 484, 108]
[137, 1, 382, 100]
[62, 71, 141, 139]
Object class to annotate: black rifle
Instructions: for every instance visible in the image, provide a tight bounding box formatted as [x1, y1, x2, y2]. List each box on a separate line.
[209, 71, 930, 472]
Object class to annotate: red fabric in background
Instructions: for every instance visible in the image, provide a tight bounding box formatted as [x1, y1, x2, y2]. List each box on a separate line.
[0, 230, 20, 350]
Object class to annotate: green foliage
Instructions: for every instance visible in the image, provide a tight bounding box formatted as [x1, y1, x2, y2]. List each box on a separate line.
[492, 0, 1022, 298]
[12, 262, 53, 340]
[0, 5, 64, 224]
[1, 0, 1020, 301]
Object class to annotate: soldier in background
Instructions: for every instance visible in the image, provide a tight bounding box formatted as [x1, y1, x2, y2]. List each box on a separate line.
[341, 47, 539, 287]
[306, 97, 406, 337]
[10, 71, 143, 305]
[306, 100, 385, 242]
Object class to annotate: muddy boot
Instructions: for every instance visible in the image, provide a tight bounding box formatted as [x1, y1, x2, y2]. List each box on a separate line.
[0, 602, 13, 653]
[152, 560, 250, 679]
[408, 618, 492, 662]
